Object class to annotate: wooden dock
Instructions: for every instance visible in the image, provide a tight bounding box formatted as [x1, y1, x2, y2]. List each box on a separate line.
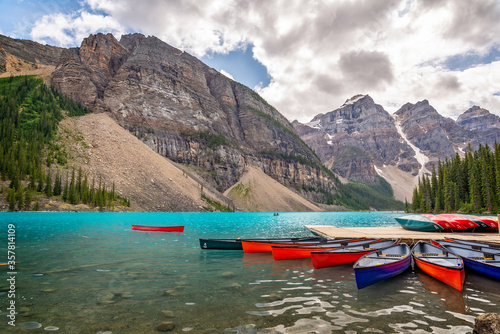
[305, 225, 500, 246]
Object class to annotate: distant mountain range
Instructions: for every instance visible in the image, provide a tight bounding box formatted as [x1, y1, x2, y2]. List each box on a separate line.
[1, 33, 498, 210]
[293, 95, 500, 201]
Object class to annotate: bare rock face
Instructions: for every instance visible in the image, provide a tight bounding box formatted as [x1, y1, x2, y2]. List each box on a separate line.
[52, 33, 337, 201]
[457, 106, 500, 131]
[294, 95, 418, 184]
[457, 106, 500, 147]
[394, 100, 473, 167]
[0, 34, 63, 68]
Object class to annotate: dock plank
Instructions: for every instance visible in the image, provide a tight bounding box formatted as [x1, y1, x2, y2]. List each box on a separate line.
[305, 225, 500, 246]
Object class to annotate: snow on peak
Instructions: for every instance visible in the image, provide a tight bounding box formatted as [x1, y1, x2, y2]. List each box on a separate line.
[305, 119, 322, 129]
[341, 94, 366, 107]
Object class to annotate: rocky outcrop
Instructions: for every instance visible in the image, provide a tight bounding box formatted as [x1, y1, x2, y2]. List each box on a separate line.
[473, 313, 500, 334]
[293, 95, 418, 185]
[0, 34, 63, 74]
[457, 106, 500, 131]
[394, 100, 464, 166]
[0, 34, 63, 77]
[457, 106, 500, 148]
[52, 33, 337, 202]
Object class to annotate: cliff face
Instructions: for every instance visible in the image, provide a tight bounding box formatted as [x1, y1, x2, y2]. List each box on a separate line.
[457, 106, 500, 131]
[456, 106, 500, 147]
[0, 34, 63, 76]
[52, 33, 337, 201]
[293, 95, 418, 185]
[394, 100, 467, 165]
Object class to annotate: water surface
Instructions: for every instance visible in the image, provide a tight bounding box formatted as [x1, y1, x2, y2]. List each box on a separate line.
[0, 212, 498, 333]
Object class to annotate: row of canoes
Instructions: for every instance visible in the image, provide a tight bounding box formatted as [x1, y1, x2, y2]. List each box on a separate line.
[395, 214, 498, 232]
[199, 236, 500, 290]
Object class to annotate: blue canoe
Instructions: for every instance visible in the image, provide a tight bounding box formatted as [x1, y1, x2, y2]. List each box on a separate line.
[443, 238, 500, 250]
[433, 240, 500, 255]
[440, 244, 500, 281]
[395, 215, 443, 232]
[353, 243, 411, 289]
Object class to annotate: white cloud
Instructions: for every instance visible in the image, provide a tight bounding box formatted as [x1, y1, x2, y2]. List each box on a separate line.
[220, 69, 234, 80]
[30, 11, 125, 47]
[28, 0, 500, 122]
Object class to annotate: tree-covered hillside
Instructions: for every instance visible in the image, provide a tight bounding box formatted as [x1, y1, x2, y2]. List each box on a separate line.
[0, 75, 129, 211]
[411, 143, 500, 214]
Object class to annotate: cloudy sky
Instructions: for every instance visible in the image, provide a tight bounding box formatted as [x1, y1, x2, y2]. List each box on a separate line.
[1, 0, 499, 122]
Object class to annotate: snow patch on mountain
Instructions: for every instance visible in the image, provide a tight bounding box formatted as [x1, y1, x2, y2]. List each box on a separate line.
[341, 94, 366, 107]
[393, 114, 430, 180]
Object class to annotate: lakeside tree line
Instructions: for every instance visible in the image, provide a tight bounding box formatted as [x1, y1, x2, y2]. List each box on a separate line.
[411, 143, 500, 214]
[0, 75, 130, 211]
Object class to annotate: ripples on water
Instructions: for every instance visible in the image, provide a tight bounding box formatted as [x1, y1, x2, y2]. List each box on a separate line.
[0, 212, 499, 333]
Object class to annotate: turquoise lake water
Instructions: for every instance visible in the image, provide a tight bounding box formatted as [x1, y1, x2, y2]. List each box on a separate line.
[0, 211, 499, 333]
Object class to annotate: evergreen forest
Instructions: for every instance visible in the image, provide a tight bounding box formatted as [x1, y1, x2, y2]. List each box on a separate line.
[0, 75, 130, 211]
[411, 143, 500, 214]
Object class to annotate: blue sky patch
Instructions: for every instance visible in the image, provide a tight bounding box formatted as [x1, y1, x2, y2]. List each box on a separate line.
[444, 45, 500, 71]
[202, 46, 271, 90]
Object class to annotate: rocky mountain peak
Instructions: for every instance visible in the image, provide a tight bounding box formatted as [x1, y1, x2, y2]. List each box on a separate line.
[457, 106, 500, 131]
[295, 94, 418, 187]
[51, 32, 336, 203]
[0, 34, 63, 75]
[340, 94, 370, 107]
[394, 99, 435, 120]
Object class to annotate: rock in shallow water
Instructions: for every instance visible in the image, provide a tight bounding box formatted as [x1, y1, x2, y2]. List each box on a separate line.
[20, 321, 42, 329]
[157, 321, 175, 332]
[473, 313, 500, 334]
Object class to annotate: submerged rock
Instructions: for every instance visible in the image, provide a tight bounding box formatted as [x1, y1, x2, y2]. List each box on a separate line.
[163, 289, 178, 296]
[157, 322, 175, 332]
[161, 310, 174, 318]
[221, 271, 235, 278]
[267, 293, 283, 302]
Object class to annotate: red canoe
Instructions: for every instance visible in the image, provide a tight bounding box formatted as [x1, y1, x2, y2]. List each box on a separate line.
[241, 237, 364, 253]
[412, 241, 464, 291]
[271, 238, 378, 261]
[311, 239, 398, 269]
[131, 225, 185, 232]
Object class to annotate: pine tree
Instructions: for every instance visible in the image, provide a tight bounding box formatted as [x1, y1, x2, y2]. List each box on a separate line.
[62, 173, 69, 201]
[16, 187, 24, 210]
[8, 188, 16, 211]
[53, 169, 62, 196]
[44, 170, 53, 197]
[24, 190, 32, 211]
[469, 161, 482, 212]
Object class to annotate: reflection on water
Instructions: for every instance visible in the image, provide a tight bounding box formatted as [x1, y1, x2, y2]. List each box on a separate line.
[415, 271, 467, 314]
[0, 212, 499, 333]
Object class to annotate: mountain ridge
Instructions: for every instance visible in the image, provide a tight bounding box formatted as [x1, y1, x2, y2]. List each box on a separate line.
[4, 32, 496, 210]
[294, 94, 499, 201]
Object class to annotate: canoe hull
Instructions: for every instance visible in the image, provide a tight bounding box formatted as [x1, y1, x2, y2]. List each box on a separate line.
[354, 244, 411, 289]
[311, 240, 398, 269]
[354, 256, 411, 289]
[413, 257, 464, 291]
[312, 251, 368, 268]
[131, 225, 184, 232]
[412, 241, 464, 291]
[441, 244, 500, 281]
[462, 258, 500, 281]
[242, 237, 362, 253]
[199, 239, 242, 250]
[271, 239, 372, 260]
[395, 216, 442, 232]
